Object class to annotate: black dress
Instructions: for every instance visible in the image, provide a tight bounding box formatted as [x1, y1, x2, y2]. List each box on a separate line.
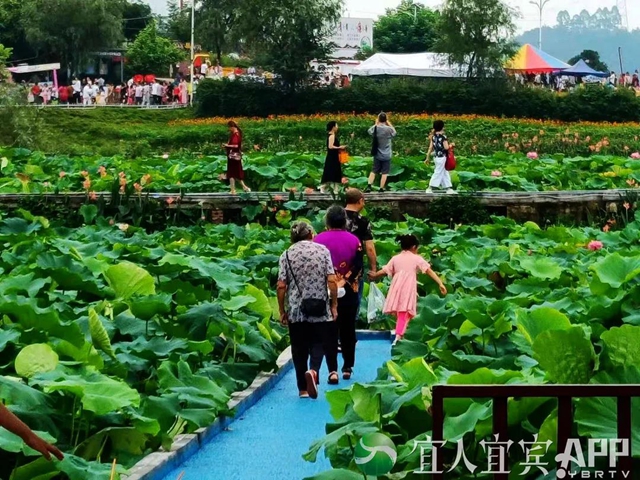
[321, 134, 342, 184]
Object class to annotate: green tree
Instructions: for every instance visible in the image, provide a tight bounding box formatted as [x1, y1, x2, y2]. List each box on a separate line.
[162, 0, 191, 44]
[126, 21, 184, 75]
[568, 49, 608, 72]
[198, 0, 243, 65]
[0, 0, 34, 62]
[123, 0, 153, 43]
[436, 0, 517, 78]
[241, 0, 342, 90]
[20, 0, 125, 74]
[374, 0, 439, 53]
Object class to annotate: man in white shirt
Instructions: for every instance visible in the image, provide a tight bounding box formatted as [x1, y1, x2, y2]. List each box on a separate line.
[200, 62, 209, 76]
[134, 83, 143, 105]
[142, 83, 150, 106]
[72, 78, 81, 104]
[82, 83, 92, 106]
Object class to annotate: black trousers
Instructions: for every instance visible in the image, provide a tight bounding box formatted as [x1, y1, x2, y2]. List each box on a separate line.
[289, 321, 338, 391]
[337, 295, 358, 371]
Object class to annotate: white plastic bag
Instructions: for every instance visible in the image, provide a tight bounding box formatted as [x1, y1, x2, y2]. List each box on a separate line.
[367, 283, 386, 323]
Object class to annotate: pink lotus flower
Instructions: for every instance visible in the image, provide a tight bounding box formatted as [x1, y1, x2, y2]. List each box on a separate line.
[274, 195, 284, 202]
[527, 152, 539, 160]
[166, 197, 176, 205]
[304, 187, 314, 194]
[59, 171, 66, 178]
[624, 202, 631, 210]
[631, 152, 640, 159]
[491, 170, 502, 177]
[587, 240, 603, 251]
[82, 179, 91, 190]
[341, 177, 349, 184]
[89, 191, 97, 201]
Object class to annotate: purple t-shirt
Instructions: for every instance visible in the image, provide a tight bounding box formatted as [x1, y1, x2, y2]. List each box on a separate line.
[314, 230, 360, 276]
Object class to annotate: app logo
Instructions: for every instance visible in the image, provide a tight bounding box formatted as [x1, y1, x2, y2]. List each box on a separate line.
[354, 433, 397, 475]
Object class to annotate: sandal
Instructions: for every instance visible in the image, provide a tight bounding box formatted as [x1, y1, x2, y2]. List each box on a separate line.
[328, 372, 339, 385]
[299, 391, 310, 398]
[230, 189, 237, 195]
[342, 368, 352, 380]
[243, 186, 251, 192]
[305, 370, 318, 399]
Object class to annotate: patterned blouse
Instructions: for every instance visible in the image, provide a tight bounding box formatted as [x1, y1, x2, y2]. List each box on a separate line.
[278, 241, 335, 323]
[433, 133, 448, 158]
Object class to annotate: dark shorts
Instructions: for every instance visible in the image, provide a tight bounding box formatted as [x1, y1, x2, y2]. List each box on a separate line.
[372, 158, 391, 174]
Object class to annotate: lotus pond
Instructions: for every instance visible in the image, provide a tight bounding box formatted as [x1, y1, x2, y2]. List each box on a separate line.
[0, 204, 639, 479]
[3, 148, 640, 195]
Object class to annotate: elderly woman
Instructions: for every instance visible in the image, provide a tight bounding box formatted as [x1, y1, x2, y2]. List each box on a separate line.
[314, 205, 363, 383]
[277, 221, 339, 399]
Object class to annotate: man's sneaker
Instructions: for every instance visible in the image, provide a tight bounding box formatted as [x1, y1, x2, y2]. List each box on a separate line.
[364, 185, 373, 193]
[425, 188, 433, 194]
[446, 189, 457, 195]
[305, 370, 318, 399]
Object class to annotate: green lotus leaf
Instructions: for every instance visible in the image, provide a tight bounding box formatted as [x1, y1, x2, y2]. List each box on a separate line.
[517, 256, 562, 280]
[15, 344, 59, 378]
[533, 327, 595, 384]
[104, 261, 155, 299]
[601, 325, 640, 369]
[590, 253, 640, 288]
[516, 307, 572, 344]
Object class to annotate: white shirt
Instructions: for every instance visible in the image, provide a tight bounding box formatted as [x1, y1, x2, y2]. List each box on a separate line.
[82, 85, 92, 98]
[201, 64, 208, 75]
[135, 85, 143, 97]
[73, 80, 81, 93]
[92, 85, 99, 97]
[142, 85, 150, 97]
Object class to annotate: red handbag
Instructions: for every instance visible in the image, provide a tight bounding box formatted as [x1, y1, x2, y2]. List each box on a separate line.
[445, 146, 456, 171]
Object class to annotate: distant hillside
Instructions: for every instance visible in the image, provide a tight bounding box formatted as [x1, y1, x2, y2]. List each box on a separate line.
[517, 7, 640, 73]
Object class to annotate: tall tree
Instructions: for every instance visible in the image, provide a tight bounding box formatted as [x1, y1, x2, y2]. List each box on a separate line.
[162, 0, 191, 44]
[198, 0, 242, 65]
[436, 0, 517, 78]
[20, 0, 125, 74]
[123, 0, 153, 43]
[126, 20, 184, 75]
[374, 0, 439, 53]
[0, 0, 33, 62]
[568, 49, 608, 72]
[241, 0, 343, 90]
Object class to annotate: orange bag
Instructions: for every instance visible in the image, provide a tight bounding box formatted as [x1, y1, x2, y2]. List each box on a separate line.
[339, 150, 349, 164]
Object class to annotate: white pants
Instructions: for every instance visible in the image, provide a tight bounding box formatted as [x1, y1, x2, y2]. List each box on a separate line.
[429, 155, 452, 188]
[83, 96, 91, 106]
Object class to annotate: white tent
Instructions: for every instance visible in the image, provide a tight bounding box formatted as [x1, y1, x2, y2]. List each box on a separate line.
[351, 53, 461, 78]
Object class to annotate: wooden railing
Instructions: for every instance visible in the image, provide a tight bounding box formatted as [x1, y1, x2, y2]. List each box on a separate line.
[431, 384, 639, 479]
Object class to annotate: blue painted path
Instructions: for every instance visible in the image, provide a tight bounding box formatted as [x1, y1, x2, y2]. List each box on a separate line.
[161, 338, 390, 480]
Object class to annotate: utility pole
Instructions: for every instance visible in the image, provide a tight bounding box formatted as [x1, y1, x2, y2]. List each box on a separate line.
[529, 0, 551, 51]
[189, 0, 195, 106]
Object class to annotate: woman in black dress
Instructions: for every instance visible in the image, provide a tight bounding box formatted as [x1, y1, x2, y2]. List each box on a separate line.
[320, 121, 346, 193]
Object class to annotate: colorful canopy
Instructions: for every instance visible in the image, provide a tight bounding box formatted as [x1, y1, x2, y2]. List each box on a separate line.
[562, 59, 608, 78]
[505, 44, 569, 73]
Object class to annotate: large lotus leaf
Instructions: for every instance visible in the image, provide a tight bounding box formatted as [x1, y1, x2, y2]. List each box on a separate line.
[516, 307, 572, 344]
[0, 376, 51, 410]
[178, 302, 231, 340]
[575, 367, 640, 454]
[157, 360, 229, 410]
[244, 284, 272, 320]
[128, 293, 172, 320]
[221, 295, 257, 312]
[188, 257, 244, 293]
[249, 165, 278, 177]
[444, 401, 492, 442]
[56, 454, 126, 480]
[590, 253, 640, 288]
[0, 296, 84, 347]
[601, 325, 640, 369]
[50, 339, 104, 370]
[0, 329, 20, 353]
[6, 457, 58, 480]
[35, 253, 102, 296]
[445, 369, 523, 416]
[0, 273, 50, 298]
[351, 384, 382, 423]
[454, 297, 493, 329]
[387, 357, 437, 389]
[0, 427, 57, 456]
[15, 344, 59, 378]
[34, 371, 141, 415]
[104, 262, 155, 299]
[517, 256, 562, 280]
[87, 308, 115, 359]
[74, 427, 149, 459]
[452, 248, 486, 274]
[302, 421, 378, 463]
[0, 218, 42, 236]
[533, 327, 595, 384]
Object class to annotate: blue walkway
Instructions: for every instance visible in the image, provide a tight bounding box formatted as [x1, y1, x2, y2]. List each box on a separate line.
[161, 339, 390, 480]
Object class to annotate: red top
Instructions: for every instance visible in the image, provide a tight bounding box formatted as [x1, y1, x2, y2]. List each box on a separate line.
[228, 131, 242, 153]
[58, 87, 69, 101]
[31, 85, 41, 95]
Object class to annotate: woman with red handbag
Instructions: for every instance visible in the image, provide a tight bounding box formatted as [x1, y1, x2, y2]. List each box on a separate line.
[223, 120, 251, 195]
[424, 120, 457, 194]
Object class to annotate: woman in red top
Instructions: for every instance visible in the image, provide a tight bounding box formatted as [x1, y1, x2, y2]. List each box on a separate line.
[58, 86, 69, 104]
[223, 120, 251, 194]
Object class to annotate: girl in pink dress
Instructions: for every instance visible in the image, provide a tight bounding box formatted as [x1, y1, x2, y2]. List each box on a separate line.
[370, 234, 447, 344]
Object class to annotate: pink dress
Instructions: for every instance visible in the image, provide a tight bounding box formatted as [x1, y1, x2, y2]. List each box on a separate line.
[382, 251, 431, 317]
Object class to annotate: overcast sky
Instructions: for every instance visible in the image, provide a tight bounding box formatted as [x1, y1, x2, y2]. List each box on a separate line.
[147, 0, 639, 32]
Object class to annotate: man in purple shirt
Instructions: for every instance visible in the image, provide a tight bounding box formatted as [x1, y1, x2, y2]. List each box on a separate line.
[314, 205, 363, 383]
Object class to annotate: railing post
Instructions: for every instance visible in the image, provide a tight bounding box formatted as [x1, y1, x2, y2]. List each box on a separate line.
[431, 387, 444, 480]
[492, 396, 509, 480]
[617, 396, 632, 477]
[556, 395, 573, 474]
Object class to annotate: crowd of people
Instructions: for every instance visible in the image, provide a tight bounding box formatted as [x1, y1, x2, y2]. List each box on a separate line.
[24, 75, 195, 106]
[277, 193, 447, 398]
[515, 69, 640, 93]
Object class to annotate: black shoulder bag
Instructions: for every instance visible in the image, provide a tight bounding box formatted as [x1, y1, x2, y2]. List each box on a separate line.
[285, 251, 328, 317]
[370, 126, 378, 157]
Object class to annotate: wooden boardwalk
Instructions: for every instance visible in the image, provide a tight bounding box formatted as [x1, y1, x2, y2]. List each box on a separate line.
[0, 189, 629, 222]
